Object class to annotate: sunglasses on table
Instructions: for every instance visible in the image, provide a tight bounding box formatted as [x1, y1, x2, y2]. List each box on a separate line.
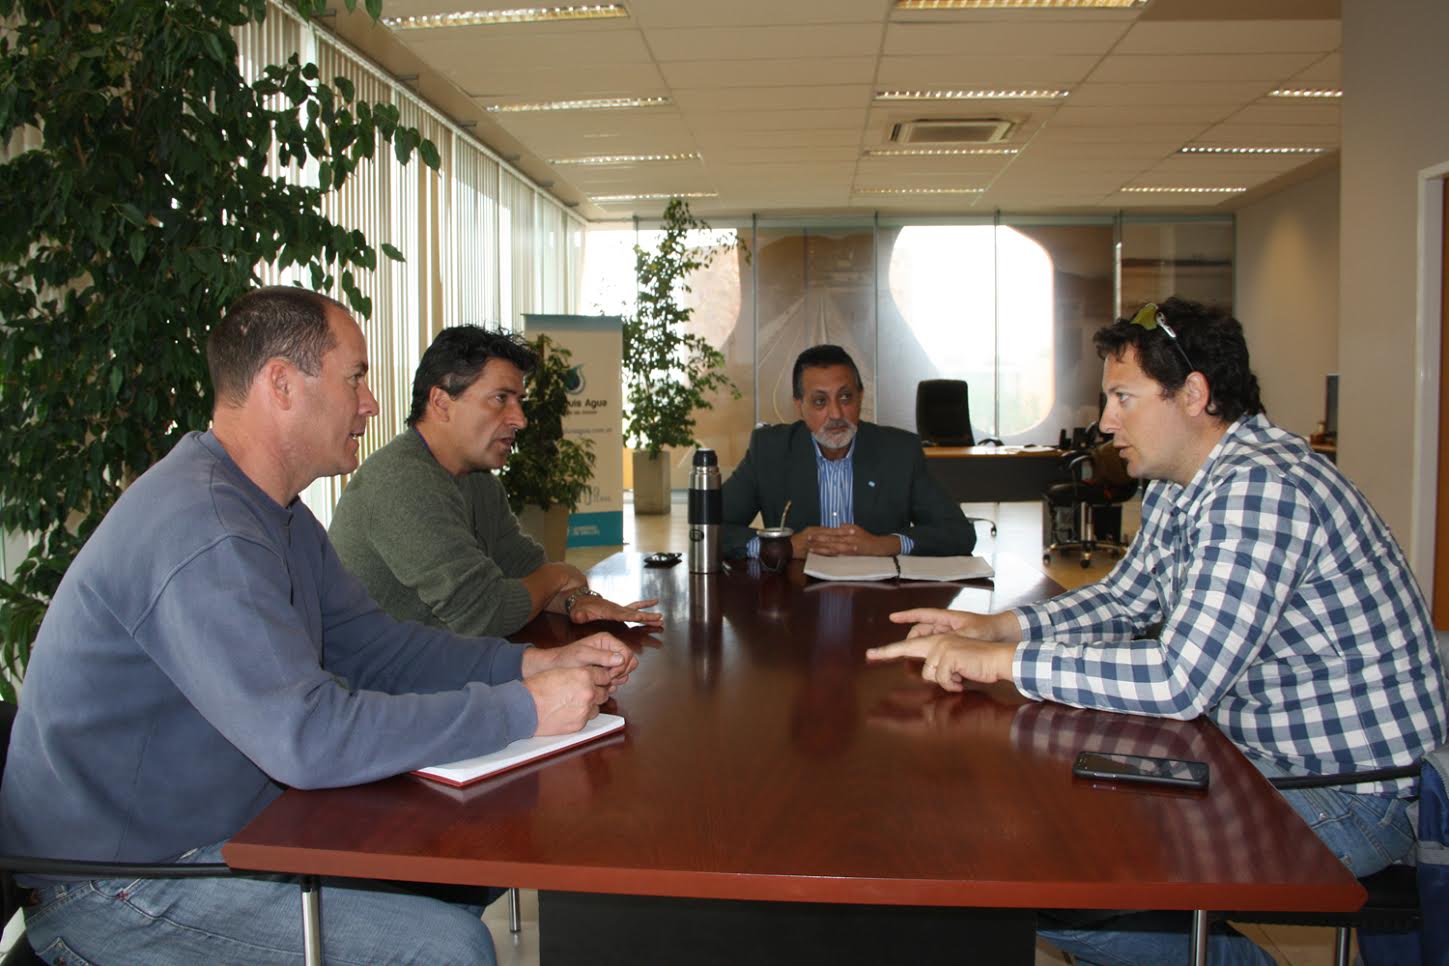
[1128, 302, 1197, 374]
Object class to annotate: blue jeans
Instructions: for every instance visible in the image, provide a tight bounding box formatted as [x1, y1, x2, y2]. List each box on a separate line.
[22, 841, 498, 965]
[1040, 761, 1416, 966]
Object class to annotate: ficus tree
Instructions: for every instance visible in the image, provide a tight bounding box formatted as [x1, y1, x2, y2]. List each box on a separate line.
[621, 198, 743, 457]
[0, 0, 439, 700]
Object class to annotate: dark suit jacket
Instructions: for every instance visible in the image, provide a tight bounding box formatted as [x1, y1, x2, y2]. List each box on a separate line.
[721, 420, 976, 559]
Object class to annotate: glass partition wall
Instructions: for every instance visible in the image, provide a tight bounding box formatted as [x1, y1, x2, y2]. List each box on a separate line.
[583, 214, 1232, 483]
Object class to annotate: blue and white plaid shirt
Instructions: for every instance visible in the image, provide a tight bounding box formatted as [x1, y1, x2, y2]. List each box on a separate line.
[1014, 414, 1448, 795]
[745, 437, 915, 557]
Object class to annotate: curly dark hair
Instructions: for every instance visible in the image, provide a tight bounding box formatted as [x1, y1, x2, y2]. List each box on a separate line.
[407, 325, 538, 427]
[1093, 297, 1263, 423]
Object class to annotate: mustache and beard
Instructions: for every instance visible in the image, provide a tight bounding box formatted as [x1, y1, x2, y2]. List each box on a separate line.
[812, 418, 857, 451]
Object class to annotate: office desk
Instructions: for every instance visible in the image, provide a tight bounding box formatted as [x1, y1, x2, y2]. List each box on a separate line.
[925, 445, 1069, 503]
[225, 553, 1363, 965]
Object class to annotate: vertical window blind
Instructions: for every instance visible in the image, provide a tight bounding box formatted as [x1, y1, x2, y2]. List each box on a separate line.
[235, 3, 586, 522]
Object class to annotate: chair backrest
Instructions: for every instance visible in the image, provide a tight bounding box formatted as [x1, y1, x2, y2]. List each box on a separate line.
[1, 699, 25, 945]
[915, 379, 974, 447]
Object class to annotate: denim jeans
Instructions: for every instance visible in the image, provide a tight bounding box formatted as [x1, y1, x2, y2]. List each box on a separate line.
[1040, 759, 1416, 966]
[22, 840, 498, 966]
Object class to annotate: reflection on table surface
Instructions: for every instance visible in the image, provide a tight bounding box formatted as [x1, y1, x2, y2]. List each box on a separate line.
[225, 552, 1362, 913]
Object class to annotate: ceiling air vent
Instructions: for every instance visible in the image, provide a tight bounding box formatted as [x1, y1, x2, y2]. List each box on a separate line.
[890, 118, 1014, 145]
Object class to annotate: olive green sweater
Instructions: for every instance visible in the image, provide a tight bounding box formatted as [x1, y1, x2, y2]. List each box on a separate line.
[329, 430, 546, 637]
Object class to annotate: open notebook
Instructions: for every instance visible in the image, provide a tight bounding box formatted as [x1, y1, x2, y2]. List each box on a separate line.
[413, 713, 625, 788]
[803, 552, 994, 583]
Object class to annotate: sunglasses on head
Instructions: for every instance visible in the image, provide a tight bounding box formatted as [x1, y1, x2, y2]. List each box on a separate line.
[1129, 302, 1196, 374]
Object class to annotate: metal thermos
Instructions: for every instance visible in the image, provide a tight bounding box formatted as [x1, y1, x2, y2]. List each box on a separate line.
[687, 448, 722, 573]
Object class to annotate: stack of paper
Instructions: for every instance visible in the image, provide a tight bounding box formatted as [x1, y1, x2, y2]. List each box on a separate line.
[803, 553, 994, 583]
[414, 713, 626, 788]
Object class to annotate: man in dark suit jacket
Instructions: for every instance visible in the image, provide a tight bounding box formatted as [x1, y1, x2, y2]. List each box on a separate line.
[722, 345, 976, 560]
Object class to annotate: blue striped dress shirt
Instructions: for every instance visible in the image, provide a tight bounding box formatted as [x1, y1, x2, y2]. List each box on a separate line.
[746, 437, 915, 557]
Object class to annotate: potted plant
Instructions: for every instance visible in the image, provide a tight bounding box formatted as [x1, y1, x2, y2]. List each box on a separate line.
[622, 198, 742, 514]
[500, 334, 596, 561]
[0, 0, 437, 701]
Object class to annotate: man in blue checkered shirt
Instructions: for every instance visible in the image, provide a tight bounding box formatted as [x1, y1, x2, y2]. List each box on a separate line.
[871, 297, 1448, 966]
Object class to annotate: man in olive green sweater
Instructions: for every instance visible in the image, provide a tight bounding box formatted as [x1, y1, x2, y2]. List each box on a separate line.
[330, 327, 660, 638]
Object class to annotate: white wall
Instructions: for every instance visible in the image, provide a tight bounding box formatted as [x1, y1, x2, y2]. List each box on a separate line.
[1235, 167, 1341, 439]
[1339, 0, 1449, 544]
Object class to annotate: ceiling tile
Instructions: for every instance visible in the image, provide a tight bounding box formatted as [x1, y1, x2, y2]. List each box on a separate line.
[460, 65, 667, 100]
[1290, 52, 1342, 83]
[628, 0, 891, 28]
[673, 85, 872, 112]
[1086, 52, 1320, 84]
[1066, 82, 1272, 107]
[882, 21, 1129, 56]
[1222, 104, 1341, 126]
[648, 24, 884, 61]
[1050, 104, 1235, 125]
[877, 54, 1099, 87]
[1113, 20, 1340, 54]
[660, 57, 876, 88]
[693, 109, 867, 132]
[1196, 123, 1339, 146]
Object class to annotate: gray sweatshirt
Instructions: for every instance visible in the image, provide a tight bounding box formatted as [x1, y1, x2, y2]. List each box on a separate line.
[0, 431, 536, 872]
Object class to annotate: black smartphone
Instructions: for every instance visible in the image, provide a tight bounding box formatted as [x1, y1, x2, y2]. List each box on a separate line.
[1072, 750, 1210, 790]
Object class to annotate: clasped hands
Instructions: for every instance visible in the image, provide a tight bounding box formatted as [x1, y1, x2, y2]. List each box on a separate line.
[790, 524, 900, 559]
[522, 633, 639, 736]
[866, 607, 1020, 691]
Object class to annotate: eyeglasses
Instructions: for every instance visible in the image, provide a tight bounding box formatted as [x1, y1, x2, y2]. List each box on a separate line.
[1129, 302, 1196, 374]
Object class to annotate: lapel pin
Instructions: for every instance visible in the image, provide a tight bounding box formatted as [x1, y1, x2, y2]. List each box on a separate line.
[868, 480, 877, 487]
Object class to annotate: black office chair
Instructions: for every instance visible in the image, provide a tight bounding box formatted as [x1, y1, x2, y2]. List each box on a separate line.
[1042, 441, 1138, 568]
[0, 699, 238, 965]
[916, 379, 975, 446]
[916, 380, 1001, 537]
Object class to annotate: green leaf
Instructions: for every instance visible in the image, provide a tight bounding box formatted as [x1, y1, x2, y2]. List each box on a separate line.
[364, 0, 383, 20]
[203, 32, 226, 64]
[380, 242, 404, 262]
[128, 231, 146, 265]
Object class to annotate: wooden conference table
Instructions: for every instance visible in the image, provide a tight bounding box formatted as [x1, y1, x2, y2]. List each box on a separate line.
[225, 552, 1364, 965]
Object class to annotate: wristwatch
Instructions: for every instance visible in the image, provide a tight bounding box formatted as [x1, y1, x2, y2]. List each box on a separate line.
[563, 586, 602, 616]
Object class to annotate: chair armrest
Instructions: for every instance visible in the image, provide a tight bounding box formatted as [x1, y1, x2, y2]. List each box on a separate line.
[0, 856, 236, 879]
[1267, 763, 1420, 791]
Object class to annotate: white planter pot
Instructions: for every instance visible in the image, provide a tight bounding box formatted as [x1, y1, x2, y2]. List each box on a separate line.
[631, 450, 671, 515]
[516, 503, 571, 561]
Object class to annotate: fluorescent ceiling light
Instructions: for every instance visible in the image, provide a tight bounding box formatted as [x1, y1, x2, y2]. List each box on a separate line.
[877, 89, 1068, 101]
[855, 187, 985, 194]
[1179, 146, 1325, 155]
[1121, 186, 1247, 194]
[485, 96, 670, 113]
[384, 4, 627, 29]
[895, 0, 1147, 8]
[552, 153, 700, 165]
[1268, 88, 1342, 98]
[591, 192, 718, 203]
[865, 147, 1019, 157]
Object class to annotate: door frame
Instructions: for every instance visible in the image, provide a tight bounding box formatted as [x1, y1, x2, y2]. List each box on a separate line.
[1410, 160, 1449, 591]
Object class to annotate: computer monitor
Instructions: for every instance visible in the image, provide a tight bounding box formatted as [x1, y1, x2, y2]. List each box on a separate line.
[1324, 373, 1339, 437]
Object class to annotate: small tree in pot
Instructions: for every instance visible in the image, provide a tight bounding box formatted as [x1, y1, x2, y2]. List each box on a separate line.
[500, 334, 595, 560]
[622, 198, 741, 514]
